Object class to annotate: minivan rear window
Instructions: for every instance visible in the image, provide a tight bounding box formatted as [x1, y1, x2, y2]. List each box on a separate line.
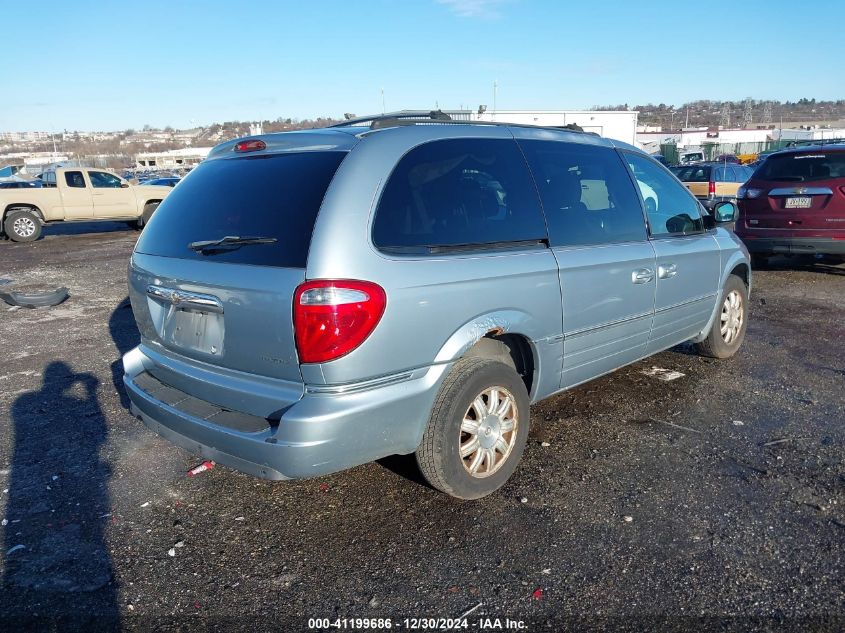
[754, 152, 845, 182]
[134, 151, 346, 267]
[671, 165, 712, 182]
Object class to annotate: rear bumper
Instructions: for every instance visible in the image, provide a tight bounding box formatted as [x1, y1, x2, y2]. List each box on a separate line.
[736, 235, 845, 256]
[123, 346, 449, 480]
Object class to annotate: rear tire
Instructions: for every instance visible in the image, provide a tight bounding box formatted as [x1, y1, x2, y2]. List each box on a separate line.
[695, 274, 748, 359]
[416, 357, 530, 500]
[141, 201, 160, 225]
[4, 210, 42, 242]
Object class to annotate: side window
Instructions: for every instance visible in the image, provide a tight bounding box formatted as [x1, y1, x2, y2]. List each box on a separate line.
[88, 171, 122, 188]
[43, 172, 57, 187]
[713, 166, 728, 182]
[372, 138, 547, 251]
[64, 171, 86, 188]
[625, 153, 704, 237]
[519, 140, 646, 247]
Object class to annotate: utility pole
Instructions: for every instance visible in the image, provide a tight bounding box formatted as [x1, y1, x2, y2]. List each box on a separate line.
[381, 88, 385, 115]
[493, 80, 498, 116]
[685, 108, 689, 128]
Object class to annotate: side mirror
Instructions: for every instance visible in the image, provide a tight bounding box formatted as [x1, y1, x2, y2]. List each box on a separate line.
[714, 201, 738, 223]
[120, 182, 130, 188]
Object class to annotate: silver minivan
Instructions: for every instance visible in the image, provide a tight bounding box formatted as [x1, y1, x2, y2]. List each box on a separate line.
[123, 113, 750, 499]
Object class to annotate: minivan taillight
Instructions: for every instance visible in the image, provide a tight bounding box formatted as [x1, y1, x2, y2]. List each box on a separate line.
[293, 280, 386, 364]
[708, 180, 716, 197]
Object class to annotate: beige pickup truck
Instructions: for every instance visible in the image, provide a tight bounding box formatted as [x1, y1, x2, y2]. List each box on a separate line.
[0, 167, 172, 241]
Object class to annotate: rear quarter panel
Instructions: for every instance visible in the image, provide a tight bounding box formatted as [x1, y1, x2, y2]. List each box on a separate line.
[0, 188, 64, 221]
[132, 185, 172, 212]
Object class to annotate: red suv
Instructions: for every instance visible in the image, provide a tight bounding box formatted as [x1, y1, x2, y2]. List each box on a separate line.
[735, 145, 845, 265]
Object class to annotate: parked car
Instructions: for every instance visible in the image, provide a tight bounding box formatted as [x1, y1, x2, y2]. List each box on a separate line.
[679, 150, 705, 164]
[715, 154, 741, 164]
[735, 145, 845, 265]
[0, 168, 172, 241]
[670, 162, 754, 212]
[141, 177, 181, 187]
[122, 115, 750, 499]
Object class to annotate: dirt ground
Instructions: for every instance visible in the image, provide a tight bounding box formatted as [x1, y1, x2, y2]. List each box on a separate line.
[0, 223, 842, 632]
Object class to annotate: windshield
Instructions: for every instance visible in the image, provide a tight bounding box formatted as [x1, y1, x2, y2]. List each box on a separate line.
[134, 151, 346, 267]
[753, 152, 845, 182]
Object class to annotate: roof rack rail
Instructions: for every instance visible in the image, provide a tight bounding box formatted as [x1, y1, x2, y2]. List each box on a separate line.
[785, 137, 845, 148]
[331, 110, 454, 129]
[330, 111, 596, 135]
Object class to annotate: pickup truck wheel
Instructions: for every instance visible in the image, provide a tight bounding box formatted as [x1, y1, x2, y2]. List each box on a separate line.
[416, 357, 530, 500]
[4, 210, 42, 242]
[141, 201, 160, 225]
[694, 274, 748, 359]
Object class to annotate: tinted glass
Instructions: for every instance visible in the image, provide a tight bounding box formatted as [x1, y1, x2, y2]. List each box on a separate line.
[672, 165, 711, 182]
[753, 152, 845, 182]
[519, 140, 646, 247]
[135, 151, 346, 268]
[88, 171, 122, 188]
[372, 138, 547, 251]
[625, 153, 704, 237]
[64, 171, 86, 188]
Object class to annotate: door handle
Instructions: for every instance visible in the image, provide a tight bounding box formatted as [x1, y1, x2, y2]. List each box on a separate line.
[658, 263, 678, 279]
[632, 268, 654, 284]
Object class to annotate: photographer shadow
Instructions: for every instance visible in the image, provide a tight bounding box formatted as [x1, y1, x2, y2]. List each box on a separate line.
[1, 362, 120, 628]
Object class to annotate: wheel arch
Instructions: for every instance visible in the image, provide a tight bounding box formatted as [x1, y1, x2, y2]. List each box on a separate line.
[3, 204, 45, 224]
[692, 255, 752, 343]
[432, 310, 541, 399]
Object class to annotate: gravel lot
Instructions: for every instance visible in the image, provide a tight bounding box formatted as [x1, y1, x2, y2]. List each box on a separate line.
[0, 224, 842, 631]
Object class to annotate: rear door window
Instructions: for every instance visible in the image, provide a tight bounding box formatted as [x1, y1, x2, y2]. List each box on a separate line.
[372, 138, 547, 252]
[64, 171, 86, 188]
[134, 151, 346, 267]
[518, 140, 646, 247]
[754, 152, 845, 182]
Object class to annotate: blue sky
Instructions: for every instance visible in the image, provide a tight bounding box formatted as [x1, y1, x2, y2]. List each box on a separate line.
[3, 0, 843, 132]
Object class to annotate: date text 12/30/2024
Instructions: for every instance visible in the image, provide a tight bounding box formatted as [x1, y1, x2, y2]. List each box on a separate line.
[308, 617, 529, 630]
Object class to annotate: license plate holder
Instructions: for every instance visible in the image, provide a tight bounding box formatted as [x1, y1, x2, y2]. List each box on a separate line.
[784, 196, 811, 209]
[162, 308, 225, 356]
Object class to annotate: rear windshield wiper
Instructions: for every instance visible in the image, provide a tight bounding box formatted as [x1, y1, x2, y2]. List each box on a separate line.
[188, 235, 277, 253]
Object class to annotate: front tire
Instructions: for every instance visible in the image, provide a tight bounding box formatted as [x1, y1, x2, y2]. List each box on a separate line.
[4, 210, 42, 242]
[695, 274, 749, 359]
[416, 357, 530, 500]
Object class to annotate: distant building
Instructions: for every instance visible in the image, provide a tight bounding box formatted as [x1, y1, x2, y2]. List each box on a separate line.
[135, 147, 213, 169]
[0, 131, 52, 142]
[469, 110, 639, 145]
